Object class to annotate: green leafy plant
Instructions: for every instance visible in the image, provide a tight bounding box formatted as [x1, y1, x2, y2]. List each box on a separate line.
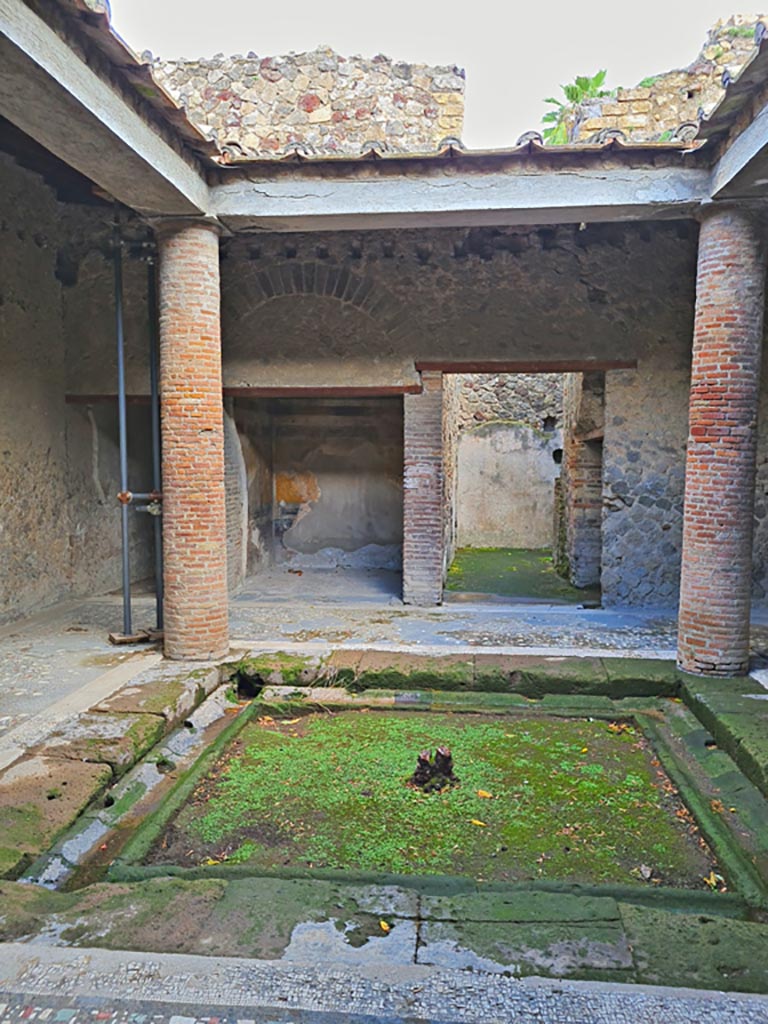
[542, 70, 614, 144]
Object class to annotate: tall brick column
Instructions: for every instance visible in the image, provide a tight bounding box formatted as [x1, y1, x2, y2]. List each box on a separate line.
[403, 371, 444, 605]
[156, 220, 229, 660]
[678, 205, 766, 676]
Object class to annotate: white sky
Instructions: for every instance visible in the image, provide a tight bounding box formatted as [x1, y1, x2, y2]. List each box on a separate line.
[109, 0, 754, 148]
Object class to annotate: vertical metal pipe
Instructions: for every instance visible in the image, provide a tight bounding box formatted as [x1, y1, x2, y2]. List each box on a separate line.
[147, 254, 164, 630]
[114, 214, 132, 636]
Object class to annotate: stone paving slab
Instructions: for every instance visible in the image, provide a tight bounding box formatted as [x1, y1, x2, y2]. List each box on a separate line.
[2, 943, 768, 1023]
[38, 713, 165, 776]
[420, 890, 621, 923]
[417, 918, 635, 978]
[0, 759, 111, 878]
[92, 665, 219, 724]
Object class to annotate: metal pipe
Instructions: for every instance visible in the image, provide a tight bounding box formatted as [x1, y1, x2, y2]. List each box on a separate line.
[147, 254, 164, 630]
[114, 212, 132, 637]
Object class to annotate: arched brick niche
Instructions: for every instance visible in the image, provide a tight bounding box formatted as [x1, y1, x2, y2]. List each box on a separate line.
[221, 261, 421, 388]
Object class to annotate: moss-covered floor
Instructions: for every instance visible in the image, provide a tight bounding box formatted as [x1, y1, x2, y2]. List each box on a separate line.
[144, 710, 713, 887]
[446, 547, 601, 604]
[1, 875, 767, 992]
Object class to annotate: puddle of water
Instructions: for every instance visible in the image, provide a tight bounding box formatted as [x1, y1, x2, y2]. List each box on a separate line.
[281, 918, 417, 965]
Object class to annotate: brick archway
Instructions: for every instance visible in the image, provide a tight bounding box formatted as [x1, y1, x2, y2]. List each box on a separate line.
[228, 261, 418, 346]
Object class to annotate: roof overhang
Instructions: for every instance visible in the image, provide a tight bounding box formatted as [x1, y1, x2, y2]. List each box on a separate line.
[0, 0, 209, 215]
[210, 155, 711, 232]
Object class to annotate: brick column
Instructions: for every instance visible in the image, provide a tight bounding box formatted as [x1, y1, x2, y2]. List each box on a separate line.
[156, 220, 229, 660]
[678, 205, 766, 676]
[403, 371, 444, 605]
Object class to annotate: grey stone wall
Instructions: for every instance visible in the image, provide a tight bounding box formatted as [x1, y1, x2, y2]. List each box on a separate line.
[602, 355, 690, 607]
[62, 239, 154, 598]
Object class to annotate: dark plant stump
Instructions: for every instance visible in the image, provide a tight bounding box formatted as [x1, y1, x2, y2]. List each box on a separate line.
[408, 745, 459, 793]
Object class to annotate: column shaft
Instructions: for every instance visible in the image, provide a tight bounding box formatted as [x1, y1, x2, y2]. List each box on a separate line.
[403, 371, 444, 605]
[678, 206, 766, 676]
[157, 222, 229, 660]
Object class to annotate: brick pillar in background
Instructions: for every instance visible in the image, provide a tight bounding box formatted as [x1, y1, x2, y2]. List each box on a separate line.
[156, 220, 229, 660]
[678, 205, 766, 676]
[403, 371, 444, 605]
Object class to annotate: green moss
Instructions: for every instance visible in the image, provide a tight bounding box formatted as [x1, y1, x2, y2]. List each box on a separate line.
[0, 882, 78, 940]
[353, 655, 474, 693]
[151, 712, 712, 887]
[234, 652, 317, 687]
[124, 715, 166, 765]
[446, 548, 599, 604]
[621, 903, 768, 992]
[724, 25, 755, 38]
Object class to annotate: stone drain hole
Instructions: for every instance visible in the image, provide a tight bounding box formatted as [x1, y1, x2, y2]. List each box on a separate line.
[232, 672, 264, 701]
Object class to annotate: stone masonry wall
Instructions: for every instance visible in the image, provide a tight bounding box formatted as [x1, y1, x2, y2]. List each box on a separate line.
[575, 16, 765, 143]
[220, 223, 700, 387]
[151, 49, 465, 157]
[449, 374, 563, 432]
[602, 355, 690, 607]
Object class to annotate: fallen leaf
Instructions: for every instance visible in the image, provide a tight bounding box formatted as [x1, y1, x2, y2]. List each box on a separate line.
[710, 799, 725, 814]
[476, 790, 493, 799]
[581, 747, 588, 753]
[470, 819, 487, 827]
[379, 920, 391, 933]
[281, 718, 301, 725]
[639, 864, 652, 880]
[257, 715, 275, 726]
[203, 857, 220, 865]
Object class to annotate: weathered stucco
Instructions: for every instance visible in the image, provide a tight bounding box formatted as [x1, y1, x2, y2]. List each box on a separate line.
[0, 155, 69, 619]
[271, 398, 403, 568]
[456, 422, 562, 548]
[0, 154, 153, 622]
